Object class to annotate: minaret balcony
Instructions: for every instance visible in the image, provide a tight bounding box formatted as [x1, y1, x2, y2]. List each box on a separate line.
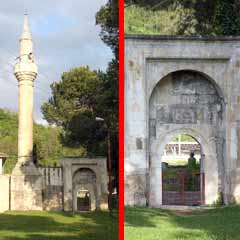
[14, 61, 38, 80]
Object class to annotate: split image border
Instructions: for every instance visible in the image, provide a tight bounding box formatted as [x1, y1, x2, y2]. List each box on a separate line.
[118, 0, 124, 239]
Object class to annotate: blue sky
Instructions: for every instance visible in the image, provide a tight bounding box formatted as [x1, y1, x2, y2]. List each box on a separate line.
[0, 0, 112, 124]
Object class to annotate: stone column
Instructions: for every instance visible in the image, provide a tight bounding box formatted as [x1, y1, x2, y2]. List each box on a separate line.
[149, 152, 162, 207]
[11, 14, 42, 211]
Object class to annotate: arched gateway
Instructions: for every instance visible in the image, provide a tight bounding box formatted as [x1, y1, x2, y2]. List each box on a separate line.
[149, 70, 225, 206]
[62, 158, 108, 211]
[73, 168, 97, 211]
[125, 35, 240, 207]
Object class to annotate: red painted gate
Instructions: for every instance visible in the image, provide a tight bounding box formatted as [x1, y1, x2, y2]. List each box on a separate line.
[162, 171, 205, 206]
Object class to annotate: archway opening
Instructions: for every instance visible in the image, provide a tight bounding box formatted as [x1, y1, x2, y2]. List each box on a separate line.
[161, 134, 204, 206]
[72, 168, 97, 211]
[77, 189, 91, 211]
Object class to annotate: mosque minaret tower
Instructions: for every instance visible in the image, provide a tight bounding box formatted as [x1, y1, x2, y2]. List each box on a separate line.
[15, 13, 37, 165]
[11, 14, 42, 210]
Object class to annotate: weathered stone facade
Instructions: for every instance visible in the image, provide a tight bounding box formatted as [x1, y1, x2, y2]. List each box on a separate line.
[62, 158, 108, 211]
[39, 167, 63, 211]
[0, 158, 108, 212]
[125, 35, 240, 207]
[0, 175, 10, 212]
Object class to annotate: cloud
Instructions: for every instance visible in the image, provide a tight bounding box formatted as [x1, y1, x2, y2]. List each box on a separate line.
[0, 0, 112, 123]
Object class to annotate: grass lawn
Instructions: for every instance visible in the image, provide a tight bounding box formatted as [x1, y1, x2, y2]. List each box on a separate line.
[0, 211, 118, 240]
[125, 206, 240, 240]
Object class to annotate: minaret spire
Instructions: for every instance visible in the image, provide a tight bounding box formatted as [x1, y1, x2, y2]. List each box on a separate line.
[21, 13, 32, 40]
[19, 13, 34, 62]
[14, 13, 38, 165]
[11, 14, 42, 211]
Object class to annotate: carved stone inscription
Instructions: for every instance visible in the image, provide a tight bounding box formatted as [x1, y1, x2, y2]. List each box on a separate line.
[73, 168, 96, 185]
[173, 105, 197, 124]
[150, 71, 222, 125]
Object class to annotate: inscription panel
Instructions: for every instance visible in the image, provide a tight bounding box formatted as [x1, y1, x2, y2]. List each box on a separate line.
[150, 71, 222, 126]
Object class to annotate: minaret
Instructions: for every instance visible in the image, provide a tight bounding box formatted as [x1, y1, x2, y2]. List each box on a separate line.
[15, 13, 37, 165]
[11, 14, 42, 210]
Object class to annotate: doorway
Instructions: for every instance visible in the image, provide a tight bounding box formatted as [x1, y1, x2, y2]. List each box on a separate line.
[77, 190, 91, 211]
[161, 134, 204, 206]
[149, 70, 225, 207]
[72, 168, 97, 211]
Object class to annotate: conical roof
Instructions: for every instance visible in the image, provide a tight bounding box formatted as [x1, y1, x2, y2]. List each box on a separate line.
[21, 14, 32, 39]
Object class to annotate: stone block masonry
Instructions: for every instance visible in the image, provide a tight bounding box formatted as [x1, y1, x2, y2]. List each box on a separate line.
[0, 175, 10, 212]
[39, 167, 63, 211]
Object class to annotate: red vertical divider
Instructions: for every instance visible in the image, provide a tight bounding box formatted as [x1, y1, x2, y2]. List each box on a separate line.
[118, 0, 124, 239]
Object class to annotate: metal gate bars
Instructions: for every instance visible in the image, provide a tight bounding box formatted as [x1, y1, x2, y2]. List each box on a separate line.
[162, 171, 205, 206]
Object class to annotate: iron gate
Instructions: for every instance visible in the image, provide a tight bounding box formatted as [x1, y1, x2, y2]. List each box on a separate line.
[162, 171, 205, 206]
[77, 195, 90, 211]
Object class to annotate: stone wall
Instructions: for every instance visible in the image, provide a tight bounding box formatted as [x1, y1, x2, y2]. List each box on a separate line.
[0, 175, 10, 212]
[10, 164, 43, 211]
[0, 161, 107, 212]
[124, 171, 147, 206]
[38, 167, 63, 211]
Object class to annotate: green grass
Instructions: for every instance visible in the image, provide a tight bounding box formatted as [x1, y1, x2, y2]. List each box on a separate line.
[0, 211, 118, 240]
[125, 206, 240, 240]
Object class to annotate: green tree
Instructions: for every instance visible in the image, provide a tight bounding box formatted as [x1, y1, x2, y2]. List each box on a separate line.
[41, 66, 102, 126]
[95, 0, 118, 133]
[0, 109, 18, 173]
[96, 0, 119, 197]
[33, 124, 62, 166]
[125, 3, 197, 35]
[96, 0, 119, 57]
[125, 0, 240, 36]
[0, 108, 66, 173]
[213, 0, 240, 35]
[41, 66, 107, 155]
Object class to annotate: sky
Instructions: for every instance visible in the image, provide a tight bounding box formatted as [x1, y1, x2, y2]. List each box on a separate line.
[0, 0, 112, 124]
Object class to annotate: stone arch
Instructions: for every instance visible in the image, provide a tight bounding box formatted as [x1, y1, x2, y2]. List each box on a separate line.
[151, 128, 212, 162]
[148, 70, 226, 207]
[72, 168, 98, 211]
[148, 68, 226, 103]
[149, 69, 226, 112]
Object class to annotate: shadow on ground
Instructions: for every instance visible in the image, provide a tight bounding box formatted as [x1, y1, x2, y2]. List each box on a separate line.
[124, 206, 171, 227]
[125, 206, 240, 240]
[0, 211, 118, 240]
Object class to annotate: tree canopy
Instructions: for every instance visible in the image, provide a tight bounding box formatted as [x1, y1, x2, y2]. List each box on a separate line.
[0, 108, 73, 173]
[96, 0, 119, 57]
[125, 0, 240, 36]
[41, 66, 107, 155]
